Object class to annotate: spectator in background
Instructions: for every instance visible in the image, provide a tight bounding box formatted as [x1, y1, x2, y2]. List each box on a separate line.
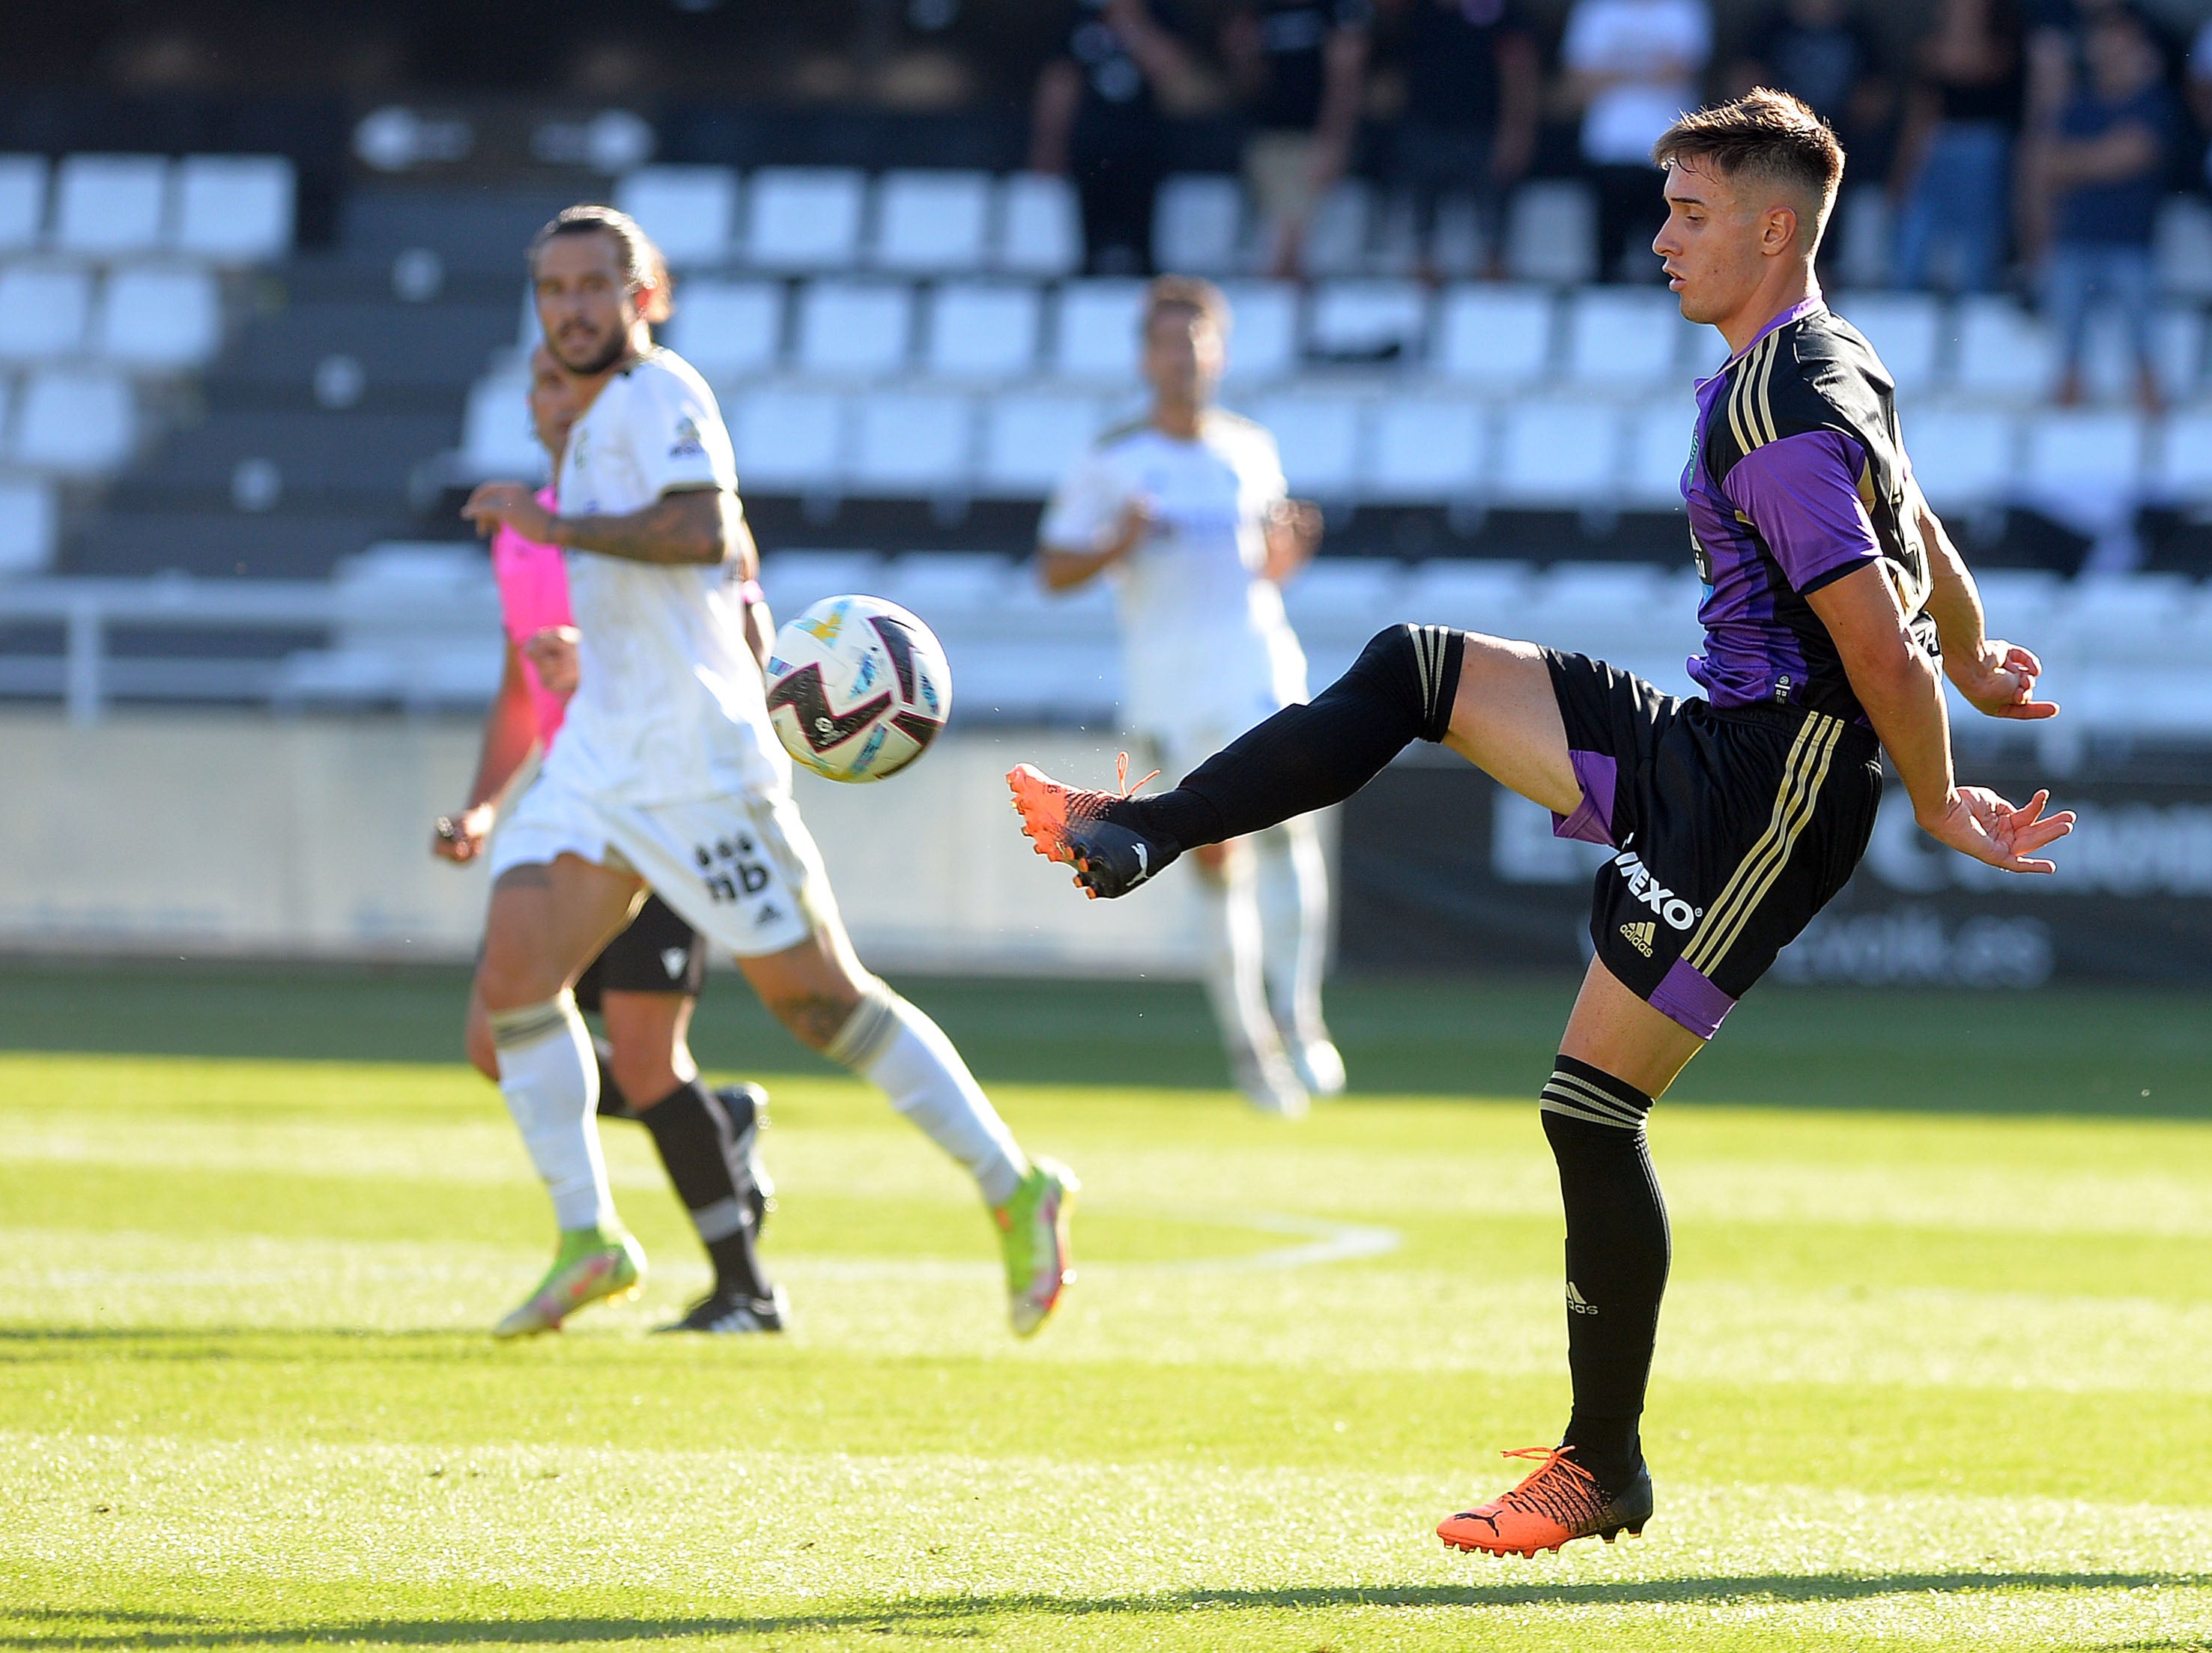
[2040, 7, 2176, 410]
[2187, 14, 2212, 189]
[1891, 0, 2023, 292]
[1729, 0, 1891, 160]
[1386, 0, 1541, 282]
[1032, 0, 1206, 276]
[1224, 0, 1373, 279]
[1561, 0, 1713, 282]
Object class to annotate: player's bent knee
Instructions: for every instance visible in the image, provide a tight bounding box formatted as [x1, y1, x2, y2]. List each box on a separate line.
[1345, 623, 1464, 745]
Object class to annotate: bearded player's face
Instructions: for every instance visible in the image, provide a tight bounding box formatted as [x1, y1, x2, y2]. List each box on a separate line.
[533, 231, 638, 377]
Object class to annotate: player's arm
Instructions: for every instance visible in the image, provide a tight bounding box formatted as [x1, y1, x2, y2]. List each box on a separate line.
[1808, 566, 2072, 875]
[1039, 499, 1151, 592]
[434, 640, 540, 864]
[1259, 498, 1323, 583]
[740, 582, 775, 671]
[1912, 481, 2058, 721]
[462, 482, 739, 567]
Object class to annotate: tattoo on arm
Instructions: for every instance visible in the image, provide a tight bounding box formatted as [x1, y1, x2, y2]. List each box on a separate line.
[552, 490, 733, 566]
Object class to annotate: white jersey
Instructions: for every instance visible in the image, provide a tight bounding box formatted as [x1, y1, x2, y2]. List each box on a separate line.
[548, 348, 790, 805]
[1040, 411, 1307, 738]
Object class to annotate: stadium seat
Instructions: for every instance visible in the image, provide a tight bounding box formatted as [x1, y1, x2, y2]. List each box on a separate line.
[1521, 561, 1675, 655]
[52, 155, 169, 258]
[1049, 279, 1145, 382]
[1216, 280, 1299, 383]
[1362, 398, 1485, 502]
[1302, 180, 1375, 276]
[995, 173, 1080, 276]
[2077, 304, 2205, 404]
[1971, 568, 2062, 641]
[1621, 399, 1696, 509]
[613, 166, 738, 268]
[759, 548, 884, 619]
[2154, 410, 2212, 501]
[2047, 572, 2192, 656]
[1830, 186, 1891, 291]
[848, 391, 975, 495]
[743, 167, 867, 271]
[662, 278, 784, 378]
[1281, 557, 1407, 643]
[1504, 181, 1597, 285]
[924, 281, 1043, 381]
[458, 370, 545, 480]
[730, 385, 844, 491]
[13, 368, 134, 475]
[977, 389, 1103, 498]
[1400, 558, 1534, 631]
[1831, 292, 1944, 393]
[1431, 284, 1554, 388]
[1563, 288, 1688, 392]
[0, 264, 91, 362]
[1954, 297, 2055, 398]
[1154, 175, 1243, 273]
[882, 551, 1016, 622]
[170, 155, 295, 264]
[1307, 279, 1426, 361]
[871, 170, 992, 274]
[1902, 405, 2016, 509]
[91, 265, 222, 371]
[1248, 392, 1362, 498]
[2153, 195, 2212, 300]
[0, 473, 55, 574]
[2023, 410, 2146, 489]
[793, 279, 913, 378]
[0, 156, 46, 252]
[1494, 401, 1622, 506]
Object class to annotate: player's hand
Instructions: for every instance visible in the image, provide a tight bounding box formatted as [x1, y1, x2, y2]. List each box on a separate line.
[1106, 497, 1156, 560]
[1949, 638, 2059, 721]
[521, 625, 581, 697]
[1263, 498, 1324, 581]
[1918, 786, 2074, 874]
[431, 803, 497, 864]
[461, 482, 556, 543]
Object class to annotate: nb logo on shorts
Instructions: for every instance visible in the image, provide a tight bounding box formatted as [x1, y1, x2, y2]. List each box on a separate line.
[1619, 920, 1655, 957]
[1609, 849, 1700, 932]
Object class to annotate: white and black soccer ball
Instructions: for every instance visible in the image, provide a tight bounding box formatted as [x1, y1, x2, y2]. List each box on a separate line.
[764, 595, 951, 782]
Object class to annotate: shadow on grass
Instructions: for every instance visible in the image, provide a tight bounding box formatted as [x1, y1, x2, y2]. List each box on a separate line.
[9, 1572, 2210, 1646]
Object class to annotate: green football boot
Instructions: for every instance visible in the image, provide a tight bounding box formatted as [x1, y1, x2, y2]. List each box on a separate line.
[993, 1157, 1079, 1338]
[492, 1225, 646, 1338]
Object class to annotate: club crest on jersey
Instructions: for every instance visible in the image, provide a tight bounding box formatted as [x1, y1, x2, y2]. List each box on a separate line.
[1609, 849, 1700, 931]
[669, 416, 705, 459]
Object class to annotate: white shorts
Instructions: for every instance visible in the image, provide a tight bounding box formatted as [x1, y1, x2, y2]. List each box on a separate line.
[490, 770, 838, 959]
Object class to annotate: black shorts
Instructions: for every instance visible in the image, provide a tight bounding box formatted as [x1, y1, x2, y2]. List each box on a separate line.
[573, 893, 707, 1013]
[1544, 651, 1883, 1040]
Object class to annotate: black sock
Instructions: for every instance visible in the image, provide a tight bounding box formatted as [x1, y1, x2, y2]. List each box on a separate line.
[593, 1037, 631, 1119]
[637, 1079, 770, 1301]
[1131, 625, 1464, 849]
[1540, 1055, 1670, 1496]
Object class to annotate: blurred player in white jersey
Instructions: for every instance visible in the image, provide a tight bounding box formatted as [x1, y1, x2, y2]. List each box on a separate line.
[460, 205, 1076, 1340]
[1037, 276, 1339, 1117]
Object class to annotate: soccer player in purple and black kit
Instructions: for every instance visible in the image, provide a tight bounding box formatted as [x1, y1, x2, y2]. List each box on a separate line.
[1007, 89, 2075, 1556]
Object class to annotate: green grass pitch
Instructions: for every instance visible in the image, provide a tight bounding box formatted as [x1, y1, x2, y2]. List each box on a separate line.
[3, 964, 2211, 1651]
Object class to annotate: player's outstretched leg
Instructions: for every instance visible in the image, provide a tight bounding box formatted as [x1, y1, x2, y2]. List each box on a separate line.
[1010, 625, 1463, 898]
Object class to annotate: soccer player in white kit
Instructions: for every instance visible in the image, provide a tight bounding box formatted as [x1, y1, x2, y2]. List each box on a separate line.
[1037, 276, 1339, 1117]
[460, 205, 1077, 1338]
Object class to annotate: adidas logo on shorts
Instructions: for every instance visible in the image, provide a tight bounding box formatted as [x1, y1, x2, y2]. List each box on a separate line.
[1619, 920, 1655, 957]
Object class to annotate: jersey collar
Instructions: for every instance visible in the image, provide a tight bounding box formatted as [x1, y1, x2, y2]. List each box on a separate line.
[1709, 296, 1825, 380]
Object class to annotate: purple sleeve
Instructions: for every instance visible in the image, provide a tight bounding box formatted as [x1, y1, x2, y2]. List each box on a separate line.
[1721, 429, 1880, 595]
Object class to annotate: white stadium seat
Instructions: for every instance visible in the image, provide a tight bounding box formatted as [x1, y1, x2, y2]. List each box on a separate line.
[871, 170, 991, 273]
[2046, 572, 2192, 658]
[1622, 399, 1696, 509]
[1249, 392, 1362, 497]
[849, 391, 975, 495]
[759, 549, 884, 619]
[1954, 297, 2055, 398]
[1281, 557, 1407, 643]
[1832, 292, 1944, 392]
[2153, 195, 2212, 300]
[2024, 410, 2146, 489]
[614, 166, 737, 268]
[2078, 305, 2205, 404]
[793, 279, 912, 378]
[0, 473, 55, 574]
[1564, 288, 1688, 392]
[1505, 181, 1597, 285]
[1902, 406, 2016, 509]
[0, 155, 46, 252]
[92, 264, 222, 370]
[0, 264, 91, 362]
[924, 281, 1042, 381]
[744, 167, 867, 271]
[1494, 401, 1622, 505]
[1217, 280, 1299, 383]
[663, 278, 783, 379]
[1432, 284, 1554, 388]
[1307, 279, 1425, 360]
[1970, 568, 2061, 641]
[2155, 411, 2212, 502]
[881, 551, 1016, 622]
[458, 371, 545, 480]
[52, 155, 169, 257]
[1302, 180, 1374, 276]
[730, 385, 843, 491]
[1154, 175, 1243, 273]
[1830, 186, 1891, 291]
[1049, 279, 1145, 382]
[978, 390, 1102, 498]
[13, 367, 134, 475]
[1401, 559, 1534, 631]
[995, 173, 1080, 276]
[1363, 398, 1485, 501]
[170, 155, 294, 263]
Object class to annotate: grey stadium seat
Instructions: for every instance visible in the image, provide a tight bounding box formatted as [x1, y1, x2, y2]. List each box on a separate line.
[995, 174, 1082, 277]
[1362, 398, 1486, 502]
[172, 156, 295, 264]
[1153, 175, 1243, 274]
[13, 367, 135, 476]
[1049, 279, 1145, 383]
[1493, 401, 1622, 506]
[0, 156, 46, 252]
[1432, 284, 1555, 389]
[731, 386, 844, 492]
[92, 265, 222, 371]
[614, 166, 739, 269]
[744, 168, 867, 272]
[664, 278, 784, 379]
[1216, 280, 1300, 383]
[1307, 279, 1426, 360]
[848, 391, 976, 495]
[924, 281, 1043, 382]
[1248, 392, 1362, 498]
[53, 155, 169, 258]
[793, 279, 914, 379]
[0, 264, 91, 363]
[872, 171, 993, 274]
[978, 390, 1103, 499]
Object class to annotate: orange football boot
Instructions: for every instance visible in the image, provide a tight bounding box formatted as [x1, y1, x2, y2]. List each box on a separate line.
[1437, 1446, 1653, 1558]
[1006, 755, 1173, 900]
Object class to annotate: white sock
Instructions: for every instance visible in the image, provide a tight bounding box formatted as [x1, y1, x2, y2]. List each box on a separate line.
[489, 993, 614, 1233]
[1255, 817, 1332, 1044]
[1199, 851, 1291, 1071]
[826, 985, 1028, 1207]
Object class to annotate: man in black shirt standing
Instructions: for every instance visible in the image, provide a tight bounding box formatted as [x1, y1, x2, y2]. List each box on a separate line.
[1225, 0, 1374, 277]
[1389, 0, 1542, 281]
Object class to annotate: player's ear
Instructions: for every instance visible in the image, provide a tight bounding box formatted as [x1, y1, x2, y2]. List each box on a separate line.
[1763, 204, 1799, 258]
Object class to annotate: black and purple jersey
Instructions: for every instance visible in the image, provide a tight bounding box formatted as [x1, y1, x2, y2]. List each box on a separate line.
[1682, 297, 1936, 724]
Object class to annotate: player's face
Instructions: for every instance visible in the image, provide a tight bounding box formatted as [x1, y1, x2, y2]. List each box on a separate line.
[527, 346, 581, 460]
[1653, 160, 1772, 328]
[533, 231, 642, 377]
[1142, 307, 1223, 407]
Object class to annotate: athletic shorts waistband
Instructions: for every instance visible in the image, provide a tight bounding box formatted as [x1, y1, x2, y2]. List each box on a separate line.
[1707, 700, 1881, 765]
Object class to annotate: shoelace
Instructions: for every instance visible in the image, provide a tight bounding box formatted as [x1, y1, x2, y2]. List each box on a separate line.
[1064, 753, 1162, 828]
[1113, 750, 1160, 798]
[1489, 1446, 1607, 1528]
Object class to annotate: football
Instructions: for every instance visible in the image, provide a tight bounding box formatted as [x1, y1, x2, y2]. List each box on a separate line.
[764, 595, 952, 782]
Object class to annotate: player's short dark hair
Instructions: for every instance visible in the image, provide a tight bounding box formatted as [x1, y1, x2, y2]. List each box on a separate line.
[1142, 274, 1229, 336]
[1652, 89, 1845, 243]
[529, 204, 673, 323]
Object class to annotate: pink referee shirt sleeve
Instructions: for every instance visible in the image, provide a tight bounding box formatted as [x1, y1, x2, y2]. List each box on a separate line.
[488, 487, 572, 745]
